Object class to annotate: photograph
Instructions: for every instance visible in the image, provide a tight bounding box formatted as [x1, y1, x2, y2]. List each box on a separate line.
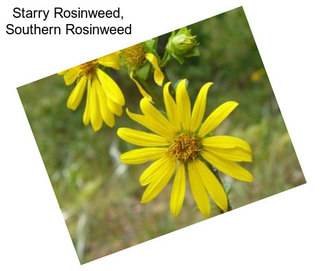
[17, 7, 305, 264]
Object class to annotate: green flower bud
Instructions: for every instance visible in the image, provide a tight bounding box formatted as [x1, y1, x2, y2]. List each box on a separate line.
[166, 27, 200, 64]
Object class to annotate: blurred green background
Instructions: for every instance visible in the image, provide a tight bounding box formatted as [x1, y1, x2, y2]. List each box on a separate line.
[17, 7, 305, 264]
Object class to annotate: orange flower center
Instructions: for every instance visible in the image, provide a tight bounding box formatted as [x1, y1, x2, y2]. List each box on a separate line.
[169, 133, 201, 162]
[122, 43, 146, 68]
[79, 59, 98, 76]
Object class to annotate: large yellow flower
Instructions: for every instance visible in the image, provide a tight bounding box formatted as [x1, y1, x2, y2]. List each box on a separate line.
[58, 52, 125, 131]
[117, 79, 253, 217]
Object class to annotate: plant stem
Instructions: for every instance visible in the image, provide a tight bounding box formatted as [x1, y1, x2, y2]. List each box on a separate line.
[160, 50, 171, 68]
[138, 78, 164, 108]
[213, 168, 232, 213]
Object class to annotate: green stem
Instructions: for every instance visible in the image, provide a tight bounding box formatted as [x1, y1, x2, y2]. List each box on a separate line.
[160, 50, 171, 68]
[138, 78, 164, 108]
[212, 167, 232, 213]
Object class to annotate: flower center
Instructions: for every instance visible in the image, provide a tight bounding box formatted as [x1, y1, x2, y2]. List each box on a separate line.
[79, 60, 98, 76]
[122, 44, 146, 68]
[169, 133, 201, 162]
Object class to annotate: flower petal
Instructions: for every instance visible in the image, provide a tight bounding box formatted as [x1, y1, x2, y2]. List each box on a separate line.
[176, 79, 191, 130]
[63, 67, 80, 86]
[117, 128, 169, 147]
[88, 78, 103, 131]
[188, 161, 211, 218]
[201, 151, 253, 182]
[170, 163, 186, 217]
[163, 82, 181, 132]
[97, 52, 120, 70]
[107, 99, 123, 116]
[194, 160, 228, 211]
[141, 157, 176, 203]
[139, 156, 169, 185]
[126, 109, 172, 139]
[202, 135, 252, 152]
[120, 148, 167, 165]
[190, 82, 213, 132]
[129, 71, 152, 101]
[93, 77, 115, 127]
[204, 146, 252, 162]
[82, 77, 92, 125]
[58, 70, 67, 76]
[66, 76, 87, 110]
[145, 53, 164, 86]
[140, 98, 173, 132]
[96, 68, 125, 106]
[198, 101, 239, 137]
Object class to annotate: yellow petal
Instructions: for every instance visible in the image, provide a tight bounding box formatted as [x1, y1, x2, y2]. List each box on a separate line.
[202, 135, 252, 152]
[93, 77, 115, 127]
[120, 148, 167, 165]
[140, 98, 173, 132]
[96, 68, 125, 106]
[170, 163, 186, 217]
[129, 71, 152, 101]
[126, 109, 171, 139]
[63, 67, 81, 86]
[176, 79, 191, 130]
[97, 52, 120, 70]
[198, 101, 239, 137]
[163, 82, 181, 132]
[194, 160, 228, 211]
[139, 156, 170, 185]
[88, 78, 103, 131]
[201, 151, 253, 182]
[145, 53, 164, 86]
[117, 128, 169, 147]
[58, 70, 67, 76]
[82, 77, 92, 126]
[141, 157, 176, 203]
[188, 161, 211, 217]
[204, 146, 252, 162]
[107, 99, 123, 116]
[66, 76, 87, 110]
[190, 82, 213, 132]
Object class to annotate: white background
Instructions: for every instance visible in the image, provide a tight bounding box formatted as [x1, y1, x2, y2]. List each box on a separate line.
[0, 0, 322, 270]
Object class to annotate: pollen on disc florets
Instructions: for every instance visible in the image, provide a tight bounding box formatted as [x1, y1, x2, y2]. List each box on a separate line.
[122, 43, 146, 68]
[79, 59, 98, 76]
[169, 133, 201, 162]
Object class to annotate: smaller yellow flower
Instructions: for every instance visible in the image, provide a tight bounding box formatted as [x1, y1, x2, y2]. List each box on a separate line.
[250, 68, 265, 82]
[121, 43, 164, 100]
[58, 52, 125, 131]
[117, 79, 253, 217]
[121, 43, 146, 69]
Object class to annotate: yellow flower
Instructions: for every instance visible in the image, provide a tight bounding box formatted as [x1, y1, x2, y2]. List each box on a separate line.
[250, 68, 265, 82]
[58, 52, 125, 132]
[117, 79, 253, 217]
[121, 43, 164, 100]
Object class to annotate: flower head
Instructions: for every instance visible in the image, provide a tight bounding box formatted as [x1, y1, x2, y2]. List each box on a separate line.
[58, 52, 125, 131]
[166, 27, 200, 64]
[121, 42, 165, 100]
[122, 43, 147, 69]
[117, 79, 253, 217]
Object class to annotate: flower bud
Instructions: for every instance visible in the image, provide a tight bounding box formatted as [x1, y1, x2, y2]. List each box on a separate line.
[166, 27, 200, 64]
